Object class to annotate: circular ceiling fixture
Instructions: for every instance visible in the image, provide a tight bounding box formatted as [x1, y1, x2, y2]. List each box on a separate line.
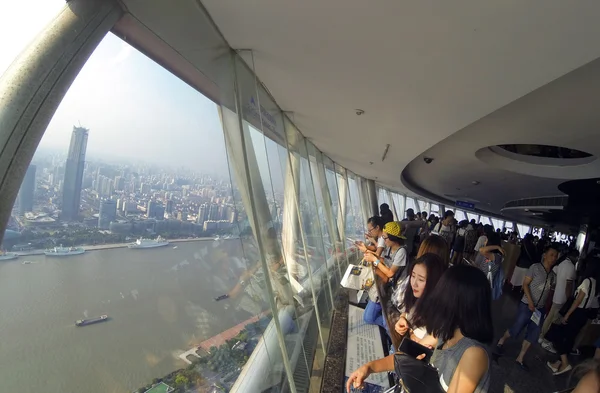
[497, 144, 592, 159]
[475, 144, 598, 179]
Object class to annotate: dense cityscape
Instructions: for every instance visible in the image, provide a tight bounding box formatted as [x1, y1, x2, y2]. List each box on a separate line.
[3, 125, 289, 252]
[2, 124, 357, 393]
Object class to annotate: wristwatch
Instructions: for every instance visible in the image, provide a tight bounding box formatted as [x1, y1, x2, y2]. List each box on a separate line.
[373, 260, 380, 267]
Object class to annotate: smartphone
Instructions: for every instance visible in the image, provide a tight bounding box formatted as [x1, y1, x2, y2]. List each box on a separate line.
[399, 338, 433, 363]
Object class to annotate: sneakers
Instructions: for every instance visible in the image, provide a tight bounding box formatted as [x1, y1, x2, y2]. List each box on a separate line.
[546, 361, 559, 373]
[553, 364, 573, 376]
[541, 341, 557, 354]
[547, 361, 573, 376]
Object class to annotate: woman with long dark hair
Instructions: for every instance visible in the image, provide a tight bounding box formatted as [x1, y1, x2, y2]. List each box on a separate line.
[347, 265, 493, 393]
[394, 253, 447, 345]
[390, 234, 449, 313]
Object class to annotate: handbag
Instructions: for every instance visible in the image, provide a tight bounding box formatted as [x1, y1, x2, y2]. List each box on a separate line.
[393, 353, 445, 393]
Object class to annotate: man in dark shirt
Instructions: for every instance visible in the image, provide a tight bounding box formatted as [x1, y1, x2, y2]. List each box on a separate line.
[494, 243, 559, 369]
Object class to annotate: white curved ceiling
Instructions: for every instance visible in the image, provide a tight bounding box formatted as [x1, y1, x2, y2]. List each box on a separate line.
[119, 0, 600, 223]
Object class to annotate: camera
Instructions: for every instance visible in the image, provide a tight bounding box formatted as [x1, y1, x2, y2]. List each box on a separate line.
[423, 157, 434, 164]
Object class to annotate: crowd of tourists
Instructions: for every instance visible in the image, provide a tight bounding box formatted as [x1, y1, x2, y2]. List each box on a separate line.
[346, 204, 600, 393]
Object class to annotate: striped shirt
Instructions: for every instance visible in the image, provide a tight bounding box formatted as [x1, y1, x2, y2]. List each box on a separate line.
[521, 263, 556, 307]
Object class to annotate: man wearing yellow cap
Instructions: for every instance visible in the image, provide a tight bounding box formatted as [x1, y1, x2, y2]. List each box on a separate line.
[363, 221, 408, 330]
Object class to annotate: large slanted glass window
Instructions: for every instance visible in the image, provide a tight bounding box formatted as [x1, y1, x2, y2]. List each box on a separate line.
[0, 0, 64, 77]
[377, 186, 390, 208]
[405, 197, 417, 214]
[232, 51, 339, 391]
[491, 218, 504, 231]
[391, 192, 404, 220]
[455, 210, 467, 221]
[0, 30, 295, 393]
[323, 156, 348, 270]
[338, 167, 360, 263]
[283, 117, 333, 387]
[465, 212, 477, 222]
[517, 223, 531, 238]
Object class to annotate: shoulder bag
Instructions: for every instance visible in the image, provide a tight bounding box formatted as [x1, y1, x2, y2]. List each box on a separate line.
[393, 353, 445, 393]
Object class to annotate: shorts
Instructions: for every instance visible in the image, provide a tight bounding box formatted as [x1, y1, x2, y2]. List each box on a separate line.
[509, 301, 546, 343]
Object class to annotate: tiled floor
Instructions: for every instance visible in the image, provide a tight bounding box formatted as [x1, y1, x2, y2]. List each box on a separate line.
[490, 289, 587, 393]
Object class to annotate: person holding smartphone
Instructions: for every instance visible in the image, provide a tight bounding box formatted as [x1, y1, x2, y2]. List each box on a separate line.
[361, 221, 407, 330]
[355, 216, 386, 257]
[347, 265, 493, 393]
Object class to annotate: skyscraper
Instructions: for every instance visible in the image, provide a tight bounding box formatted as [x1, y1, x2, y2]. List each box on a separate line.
[61, 126, 89, 221]
[197, 204, 208, 225]
[98, 199, 117, 229]
[18, 165, 36, 215]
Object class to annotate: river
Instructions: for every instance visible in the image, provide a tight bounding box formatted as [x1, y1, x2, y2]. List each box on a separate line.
[0, 239, 260, 393]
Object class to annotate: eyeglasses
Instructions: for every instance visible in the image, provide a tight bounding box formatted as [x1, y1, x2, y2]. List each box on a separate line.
[382, 236, 389, 240]
[367, 226, 374, 232]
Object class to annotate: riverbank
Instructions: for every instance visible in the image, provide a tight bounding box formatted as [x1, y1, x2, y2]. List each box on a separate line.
[13, 236, 232, 256]
[139, 314, 272, 393]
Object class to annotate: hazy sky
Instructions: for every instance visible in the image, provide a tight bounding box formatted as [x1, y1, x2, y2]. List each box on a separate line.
[1, 1, 230, 174]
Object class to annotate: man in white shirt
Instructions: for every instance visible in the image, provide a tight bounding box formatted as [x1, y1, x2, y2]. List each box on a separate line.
[540, 250, 578, 341]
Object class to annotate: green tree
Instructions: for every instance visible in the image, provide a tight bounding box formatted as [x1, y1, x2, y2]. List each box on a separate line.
[174, 374, 189, 387]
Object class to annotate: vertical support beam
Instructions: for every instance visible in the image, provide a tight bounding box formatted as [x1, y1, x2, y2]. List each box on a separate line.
[336, 167, 348, 243]
[0, 0, 123, 241]
[365, 179, 378, 218]
[316, 154, 343, 279]
[358, 177, 372, 224]
[281, 144, 302, 282]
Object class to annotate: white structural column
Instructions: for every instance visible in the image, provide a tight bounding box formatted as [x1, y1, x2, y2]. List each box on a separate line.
[316, 154, 343, 278]
[365, 179, 379, 218]
[281, 144, 302, 284]
[0, 0, 123, 241]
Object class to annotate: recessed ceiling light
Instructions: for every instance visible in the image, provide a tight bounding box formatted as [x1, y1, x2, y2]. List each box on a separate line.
[355, 109, 365, 115]
[472, 181, 480, 185]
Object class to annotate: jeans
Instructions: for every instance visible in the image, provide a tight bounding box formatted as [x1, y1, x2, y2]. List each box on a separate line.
[509, 301, 546, 343]
[364, 300, 388, 332]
